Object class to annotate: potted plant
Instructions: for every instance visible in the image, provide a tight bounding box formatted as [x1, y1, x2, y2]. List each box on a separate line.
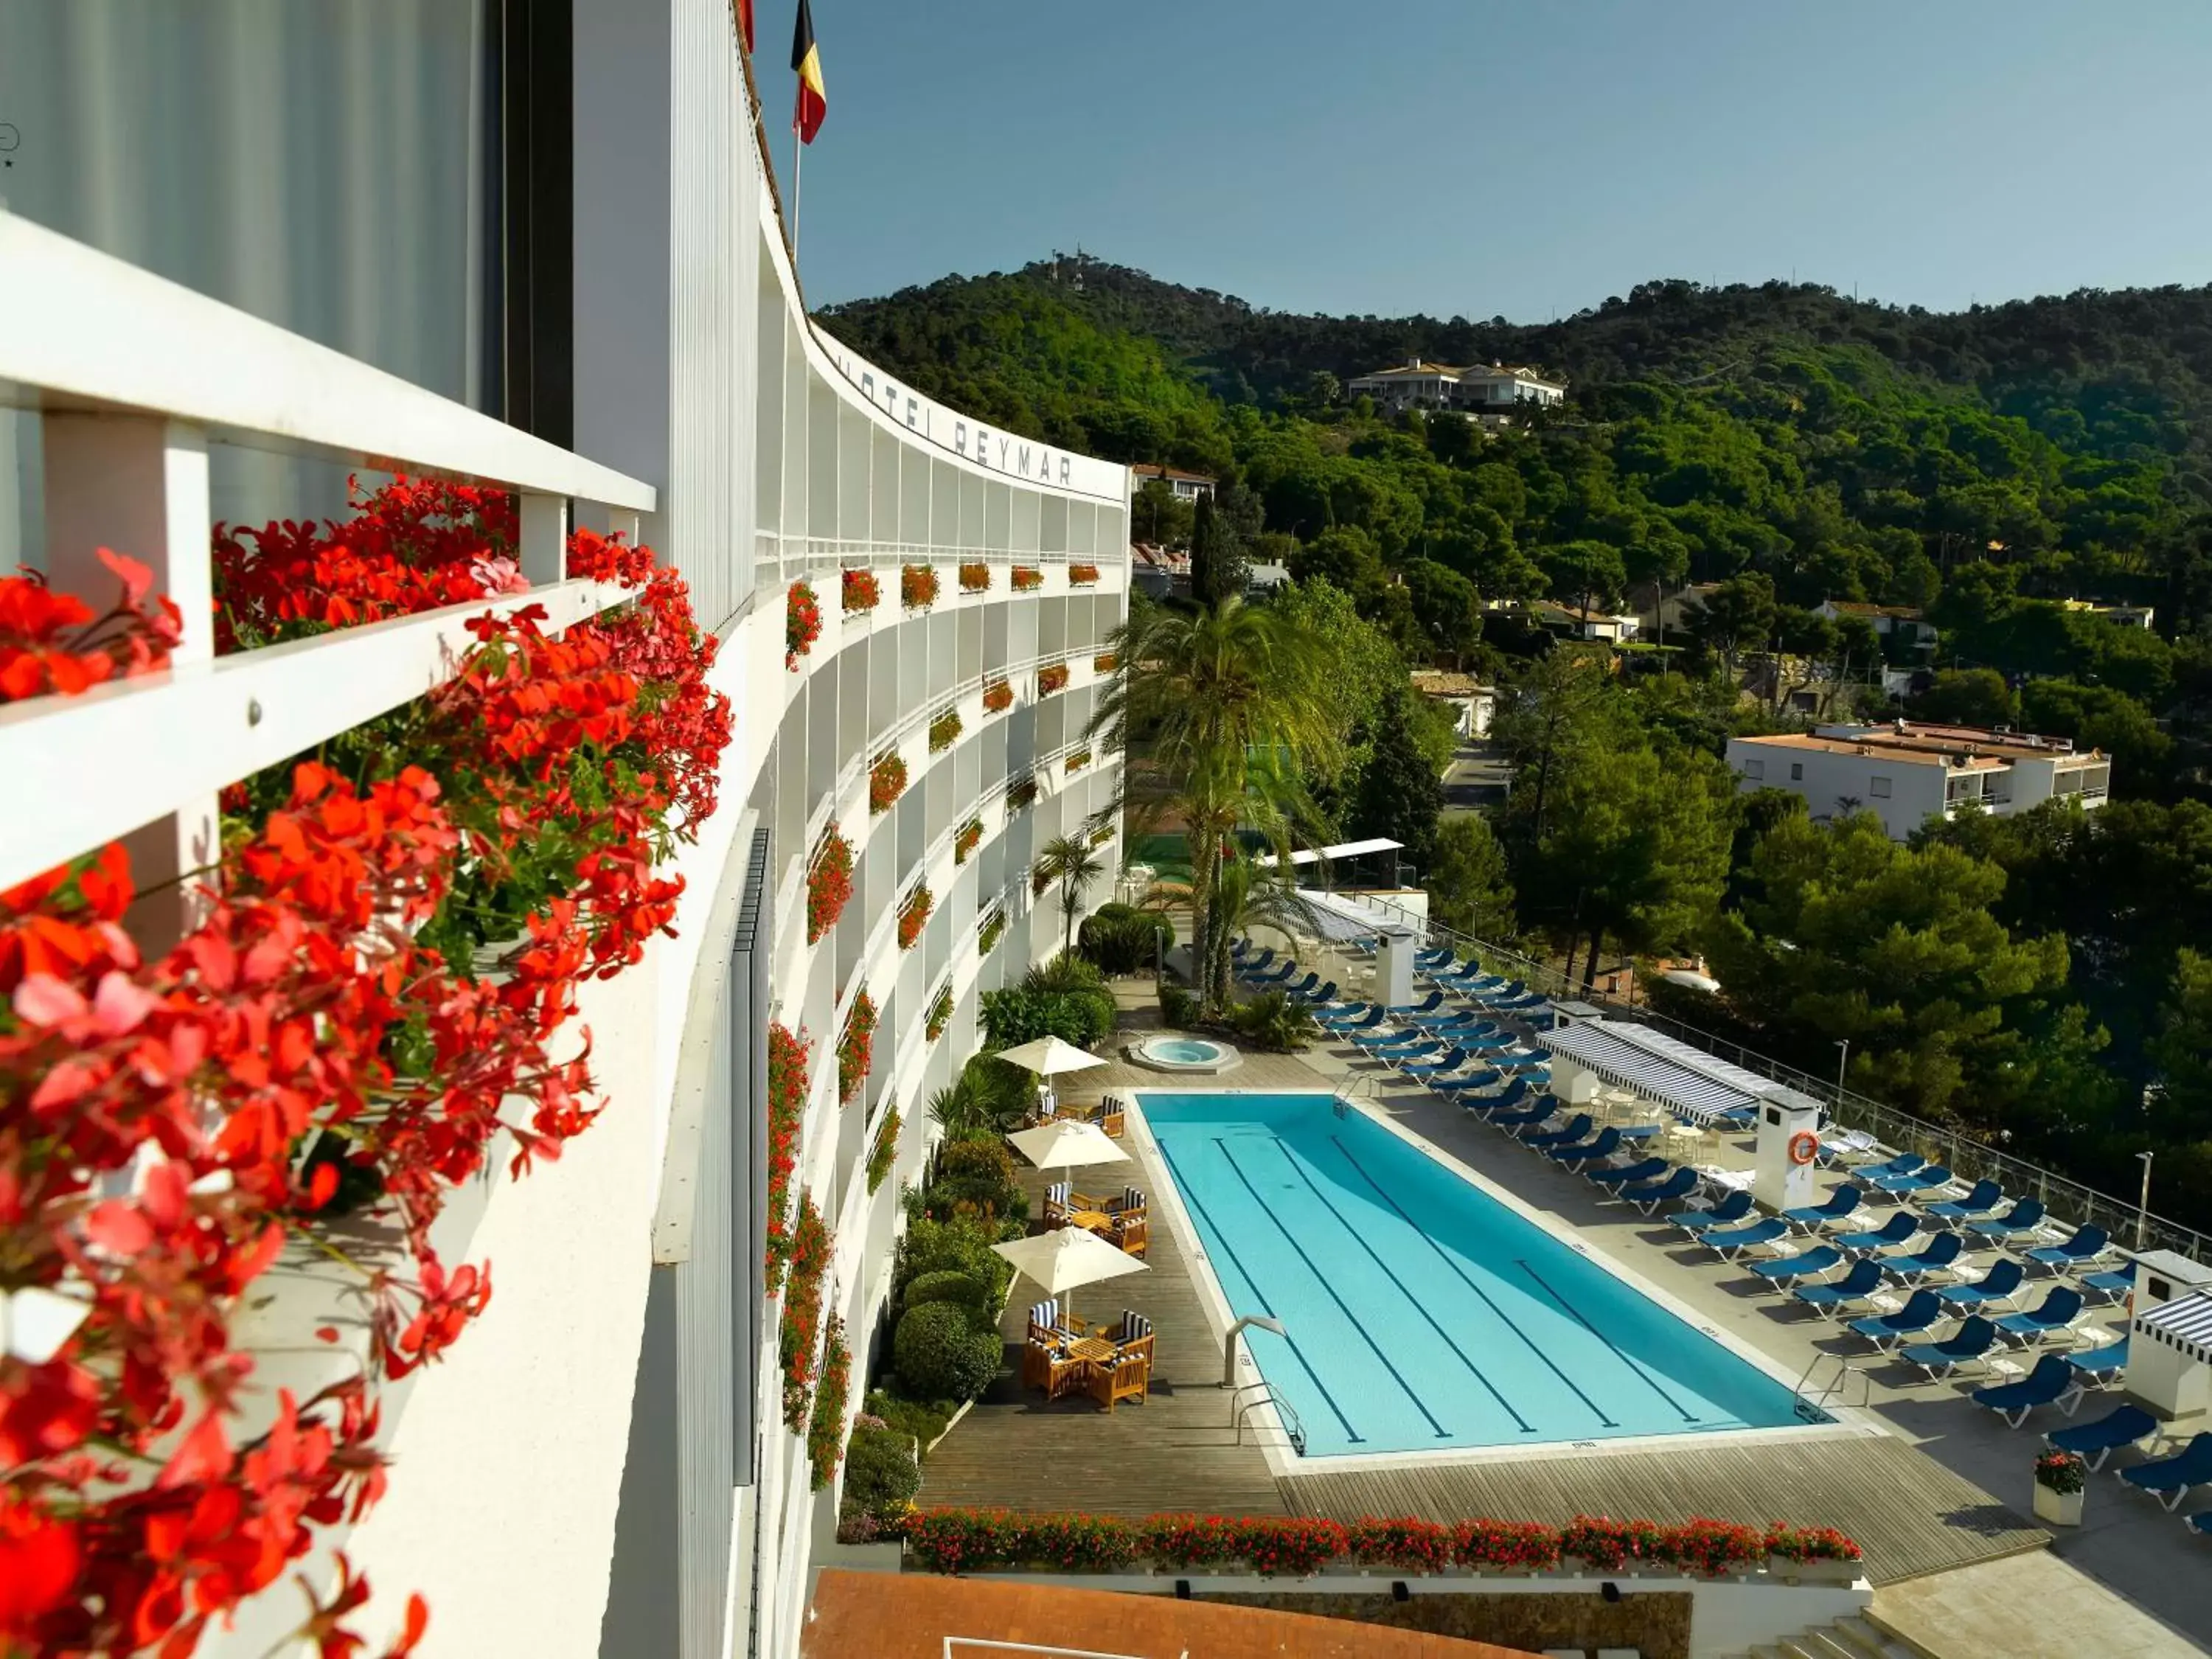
[2035, 1449, 2087, 1526]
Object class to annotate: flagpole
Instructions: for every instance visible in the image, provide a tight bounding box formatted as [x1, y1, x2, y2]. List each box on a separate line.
[793, 128, 803, 265]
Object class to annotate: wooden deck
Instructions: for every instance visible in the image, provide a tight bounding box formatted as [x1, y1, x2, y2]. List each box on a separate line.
[916, 1125, 1287, 1518]
[1280, 1433, 2048, 1588]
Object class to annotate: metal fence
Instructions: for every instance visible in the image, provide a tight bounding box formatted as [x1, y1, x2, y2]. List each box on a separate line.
[1334, 891, 2208, 1265]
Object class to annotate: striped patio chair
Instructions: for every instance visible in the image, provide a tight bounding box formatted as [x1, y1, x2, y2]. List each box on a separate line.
[1113, 1310, 1156, 1366]
[1112, 1211, 1149, 1257]
[1027, 1298, 1066, 1345]
[1107, 1186, 1147, 1216]
[1096, 1099, 1127, 1138]
[1087, 1349, 1150, 1413]
[1043, 1181, 1072, 1228]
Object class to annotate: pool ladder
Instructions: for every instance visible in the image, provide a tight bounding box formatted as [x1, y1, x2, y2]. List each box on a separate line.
[1228, 1380, 1308, 1455]
[1793, 1351, 1874, 1416]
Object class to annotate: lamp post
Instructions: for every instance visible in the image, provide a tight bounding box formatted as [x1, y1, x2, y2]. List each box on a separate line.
[2138, 1150, 2155, 1250]
[1834, 1038, 1851, 1100]
[1222, 1313, 1287, 1388]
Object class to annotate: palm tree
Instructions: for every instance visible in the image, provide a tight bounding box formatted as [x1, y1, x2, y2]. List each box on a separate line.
[1037, 834, 1105, 954]
[1089, 598, 1340, 1014]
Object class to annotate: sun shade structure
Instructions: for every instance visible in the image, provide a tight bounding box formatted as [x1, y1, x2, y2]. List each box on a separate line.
[1006, 1119, 1129, 1178]
[992, 1035, 1109, 1077]
[1543, 1018, 1824, 1121]
[1287, 886, 1391, 943]
[992, 1225, 1150, 1324]
[1252, 836, 1403, 868]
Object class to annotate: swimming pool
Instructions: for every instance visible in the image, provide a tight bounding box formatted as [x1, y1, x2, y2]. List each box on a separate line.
[1142, 1091, 1826, 1457]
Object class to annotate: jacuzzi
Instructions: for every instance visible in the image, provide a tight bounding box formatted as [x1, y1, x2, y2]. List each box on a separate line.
[1128, 1034, 1241, 1074]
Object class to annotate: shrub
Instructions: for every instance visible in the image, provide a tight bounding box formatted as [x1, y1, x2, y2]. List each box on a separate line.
[1158, 982, 1198, 1029]
[959, 561, 990, 592]
[895, 1212, 1013, 1307]
[1069, 563, 1101, 585]
[866, 1104, 901, 1193]
[1093, 650, 1118, 673]
[807, 1318, 852, 1490]
[981, 964, 1116, 1049]
[928, 708, 962, 751]
[902, 1269, 991, 1318]
[893, 1301, 1002, 1402]
[864, 1386, 956, 1458]
[901, 563, 939, 610]
[898, 885, 933, 950]
[1036, 662, 1068, 695]
[1012, 566, 1043, 592]
[1230, 1517, 1349, 1578]
[870, 751, 908, 813]
[981, 678, 1013, 714]
[843, 1419, 922, 1516]
[954, 817, 984, 863]
[1225, 989, 1319, 1052]
[806, 824, 855, 944]
[786, 579, 821, 668]
[841, 568, 881, 612]
[1079, 902, 1170, 975]
[918, 1140, 1028, 1229]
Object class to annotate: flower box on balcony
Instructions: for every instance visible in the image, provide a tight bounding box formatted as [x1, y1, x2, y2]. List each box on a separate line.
[1065, 748, 1091, 775]
[928, 708, 962, 752]
[959, 561, 990, 592]
[978, 910, 1007, 956]
[787, 578, 823, 668]
[901, 563, 939, 611]
[1036, 664, 1068, 696]
[897, 886, 933, 950]
[807, 824, 855, 943]
[926, 985, 954, 1041]
[1068, 563, 1101, 585]
[1007, 778, 1039, 814]
[981, 679, 1013, 714]
[841, 568, 881, 613]
[1011, 566, 1043, 592]
[870, 751, 908, 813]
[867, 1105, 902, 1191]
[1092, 651, 1118, 674]
[838, 991, 877, 1102]
[954, 818, 984, 864]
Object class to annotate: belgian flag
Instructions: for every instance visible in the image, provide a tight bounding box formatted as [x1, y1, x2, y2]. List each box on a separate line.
[791, 0, 827, 145]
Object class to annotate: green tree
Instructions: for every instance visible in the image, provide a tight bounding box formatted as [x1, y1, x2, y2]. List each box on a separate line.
[1189, 491, 1249, 608]
[1918, 667, 2015, 728]
[1402, 559, 1484, 666]
[1542, 540, 1630, 619]
[1685, 572, 1776, 673]
[1035, 834, 1106, 953]
[1349, 685, 1447, 873]
[1427, 815, 1520, 942]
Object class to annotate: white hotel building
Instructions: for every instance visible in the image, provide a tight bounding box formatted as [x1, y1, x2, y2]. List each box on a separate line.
[0, 6, 1123, 1658]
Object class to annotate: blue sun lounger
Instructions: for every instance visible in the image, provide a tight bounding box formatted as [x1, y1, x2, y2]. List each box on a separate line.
[1705, 1217, 1790, 1260]
[1863, 1163, 1956, 1197]
[2025, 1225, 2115, 1273]
[1589, 1156, 1668, 1191]
[1835, 1213, 1924, 1256]
[1489, 1100, 1554, 1133]
[1387, 990, 1447, 1016]
[1972, 1353, 2077, 1427]
[1994, 1286, 2085, 1345]
[1750, 1244, 1845, 1285]
[1245, 959, 1297, 985]
[1847, 1288, 1947, 1349]
[1966, 1199, 2048, 1243]
[1935, 1259, 2024, 1311]
[2081, 1270, 2136, 1307]
[1793, 1257, 1884, 1315]
[1397, 1046, 1470, 1080]
[2121, 1433, 2212, 1511]
[1856, 1153, 1927, 1181]
[1898, 1315, 2000, 1380]
[1467, 1077, 1531, 1112]
[2047, 1403, 2159, 1470]
[1670, 1190, 1754, 1235]
[1924, 1179, 2007, 1224]
[1549, 1127, 1622, 1167]
[1320, 1004, 1385, 1032]
[1622, 1168, 1698, 1214]
[2062, 1340, 2129, 1408]
[1874, 1231, 1965, 1284]
[1491, 992, 1550, 1012]
[1290, 978, 1338, 1005]
[1521, 1112, 1594, 1150]
[1413, 947, 1453, 967]
[1351, 1028, 1428, 1052]
[1782, 1186, 1863, 1232]
[1435, 1068, 1506, 1097]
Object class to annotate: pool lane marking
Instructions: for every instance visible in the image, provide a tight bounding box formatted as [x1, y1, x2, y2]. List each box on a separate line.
[1329, 1135, 1618, 1431]
[1152, 1138, 1362, 1444]
[1262, 1138, 1534, 1436]
[1214, 1138, 1452, 1439]
[1513, 1259, 1700, 1424]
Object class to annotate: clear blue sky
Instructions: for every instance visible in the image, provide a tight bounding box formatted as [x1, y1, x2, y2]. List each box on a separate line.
[773, 0, 2212, 321]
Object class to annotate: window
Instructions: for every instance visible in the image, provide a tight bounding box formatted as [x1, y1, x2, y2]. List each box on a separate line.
[1868, 776, 1892, 799]
[1790, 762, 1804, 782]
[1742, 759, 1765, 781]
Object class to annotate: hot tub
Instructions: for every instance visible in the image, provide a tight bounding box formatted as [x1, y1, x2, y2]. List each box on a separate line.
[1129, 1034, 1241, 1074]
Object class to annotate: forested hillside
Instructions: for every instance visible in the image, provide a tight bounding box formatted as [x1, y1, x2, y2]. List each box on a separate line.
[821, 258, 2212, 1227]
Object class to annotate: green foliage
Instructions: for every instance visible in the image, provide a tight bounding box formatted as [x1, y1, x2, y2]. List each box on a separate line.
[892, 1301, 1003, 1404]
[863, 1387, 956, 1459]
[1158, 982, 1198, 1028]
[1427, 815, 1520, 942]
[1223, 989, 1321, 1052]
[925, 1054, 1033, 1143]
[1349, 686, 1447, 873]
[843, 1419, 924, 1517]
[901, 1270, 992, 1320]
[1918, 667, 2016, 728]
[894, 1212, 1014, 1311]
[914, 1140, 1029, 1230]
[980, 957, 1118, 1049]
[1079, 901, 1173, 975]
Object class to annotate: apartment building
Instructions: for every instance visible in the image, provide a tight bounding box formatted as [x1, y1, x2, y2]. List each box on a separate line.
[1726, 720, 2112, 838]
[1347, 357, 1568, 417]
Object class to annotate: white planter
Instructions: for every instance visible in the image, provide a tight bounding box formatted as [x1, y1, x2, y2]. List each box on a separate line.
[2034, 1482, 2085, 1527]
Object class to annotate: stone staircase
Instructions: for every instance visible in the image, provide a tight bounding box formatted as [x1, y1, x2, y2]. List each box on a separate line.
[1739, 1611, 1932, 1659]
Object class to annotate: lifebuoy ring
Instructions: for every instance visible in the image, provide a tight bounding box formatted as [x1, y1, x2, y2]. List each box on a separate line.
[1787, 1131, 1819, 1167]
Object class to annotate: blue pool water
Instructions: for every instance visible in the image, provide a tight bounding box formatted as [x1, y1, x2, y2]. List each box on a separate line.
[1148, 1038, 1228, 1063]
[1143, 1093, 1824, 1455]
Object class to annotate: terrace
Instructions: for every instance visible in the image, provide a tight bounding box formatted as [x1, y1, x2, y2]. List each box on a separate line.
[903, 969, 2211, 1658]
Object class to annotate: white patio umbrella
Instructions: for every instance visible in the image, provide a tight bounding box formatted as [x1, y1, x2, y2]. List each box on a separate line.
[993, 1034, 1109, 1119]
[993, 1225, 1150, 1328]
[1005, 1119, 1128, 1187]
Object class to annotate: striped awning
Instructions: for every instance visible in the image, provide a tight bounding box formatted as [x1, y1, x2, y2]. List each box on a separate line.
[1289, 888, 1388, 944]
[1540, 1019, 1825, 1122]
[2137, 1291, 2212, 1365]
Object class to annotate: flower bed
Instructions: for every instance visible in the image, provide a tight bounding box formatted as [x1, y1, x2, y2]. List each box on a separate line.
[1065, 747, 1091, 774]
[978, 909, 1007, 956]
[926, 984, 955, 1040]
[807, 824, 856, 944]
[981, 679, 1013, 714]
[928, 708, 963, 752]
[959, 562, 990, 593]
[0, 478, 731, 1653]
[870, 751, 909, 813]
[1036, 663, 1068, 695]
[1068, 563, 1101, 585]
[787, 578, 822, 667]
[780, 1197, 833, 1430]
[808, 1318, 852, 1489]
[901, 563, 939, 611]
[1011, 566, 1043, 592]
[766, 1023, 812, 1287]
[898, 886, 934, 950]
[867, 1105, 902, 1192]
[1092, 651, 1118, 674]
[839, 990, 878, 1102]
[893, 1509, 1860, 1580]
[954, 818, 984, 864]
[1006, 777, 1040, 814]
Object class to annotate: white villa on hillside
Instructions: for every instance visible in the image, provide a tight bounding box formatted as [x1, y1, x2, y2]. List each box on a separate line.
[1348, 358, 1568, 419]
[1129, 462, 1217, 502]
[1727, 720, 2112, 838]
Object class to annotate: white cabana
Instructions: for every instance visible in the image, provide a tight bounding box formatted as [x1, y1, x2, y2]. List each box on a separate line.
[992, 1226, 1150, 1325]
